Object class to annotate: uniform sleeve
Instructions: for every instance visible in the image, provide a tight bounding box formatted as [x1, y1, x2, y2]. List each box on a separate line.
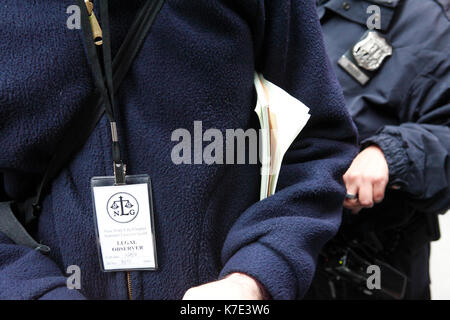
[362, 53, 450, 214]
[219, 0, 358, 299]
[0, 233, 86, 300]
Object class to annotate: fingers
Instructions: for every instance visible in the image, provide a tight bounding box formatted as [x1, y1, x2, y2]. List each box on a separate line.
[373, 176, 388, 203]
[342, 147, 389, 213]
[343, 172, 360, 210]
[343, 173, 381, 212]
[358, 179, 374, 208]
[343, 190, 359, 209]
[345, 179, 373, 214]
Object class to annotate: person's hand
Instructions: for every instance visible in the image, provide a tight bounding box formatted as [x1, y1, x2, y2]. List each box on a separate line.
[182, 272, 264, 300]
[343, 145, 389, 214]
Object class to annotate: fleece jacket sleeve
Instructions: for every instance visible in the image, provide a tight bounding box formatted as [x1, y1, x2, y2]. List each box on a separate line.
[0, 233, 86, 300]
[219, 0, 358, 299]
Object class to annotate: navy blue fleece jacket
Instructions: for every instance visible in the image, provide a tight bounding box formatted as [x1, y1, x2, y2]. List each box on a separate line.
[0, 0, 357, 299]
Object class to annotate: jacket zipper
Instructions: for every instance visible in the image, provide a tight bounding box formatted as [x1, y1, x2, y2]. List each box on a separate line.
[126, 271, 133, 300]
[84, 1, 134, 300]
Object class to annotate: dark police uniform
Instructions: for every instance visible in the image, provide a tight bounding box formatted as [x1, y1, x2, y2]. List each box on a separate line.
[310, 0, 450, 299]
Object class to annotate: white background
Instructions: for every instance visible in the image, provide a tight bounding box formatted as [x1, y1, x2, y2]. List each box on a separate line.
[430, 210, 450, 300]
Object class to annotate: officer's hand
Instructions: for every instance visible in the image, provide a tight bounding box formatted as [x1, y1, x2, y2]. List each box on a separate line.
[182, 272, 264, 300]
[343, 145, 389, 214]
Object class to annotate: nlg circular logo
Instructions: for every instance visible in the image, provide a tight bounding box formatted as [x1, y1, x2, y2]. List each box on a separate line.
[106, 192, 139, 223]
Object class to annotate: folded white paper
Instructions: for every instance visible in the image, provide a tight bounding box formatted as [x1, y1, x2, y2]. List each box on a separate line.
[254, 73, 311, 200]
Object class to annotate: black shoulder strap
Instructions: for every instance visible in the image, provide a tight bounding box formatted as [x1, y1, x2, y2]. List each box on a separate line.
[3, 0, 165, 252]
[0, 202, 50, 253]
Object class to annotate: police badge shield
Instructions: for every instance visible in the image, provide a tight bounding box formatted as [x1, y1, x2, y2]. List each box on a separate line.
[352, 31, 392, 71]
[338, 31, 393, 85]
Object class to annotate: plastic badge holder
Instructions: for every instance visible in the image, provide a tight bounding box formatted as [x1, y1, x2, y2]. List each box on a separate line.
[91, 174, 158, 272]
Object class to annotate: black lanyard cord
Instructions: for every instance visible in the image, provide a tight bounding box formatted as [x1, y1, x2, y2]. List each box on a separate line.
[16, 0, 164, 222]
[78, 0, 125, 183]
[99, 0, 115, 122]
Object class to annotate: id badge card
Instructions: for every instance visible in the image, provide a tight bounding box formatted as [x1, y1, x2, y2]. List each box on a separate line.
[91, 174, 158, 272]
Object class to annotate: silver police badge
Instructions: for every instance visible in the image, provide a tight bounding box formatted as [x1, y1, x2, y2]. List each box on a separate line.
[352, 31, 392, 71]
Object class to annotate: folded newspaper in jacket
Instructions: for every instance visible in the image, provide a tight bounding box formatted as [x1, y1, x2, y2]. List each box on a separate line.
[254, 73, 311, 200]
